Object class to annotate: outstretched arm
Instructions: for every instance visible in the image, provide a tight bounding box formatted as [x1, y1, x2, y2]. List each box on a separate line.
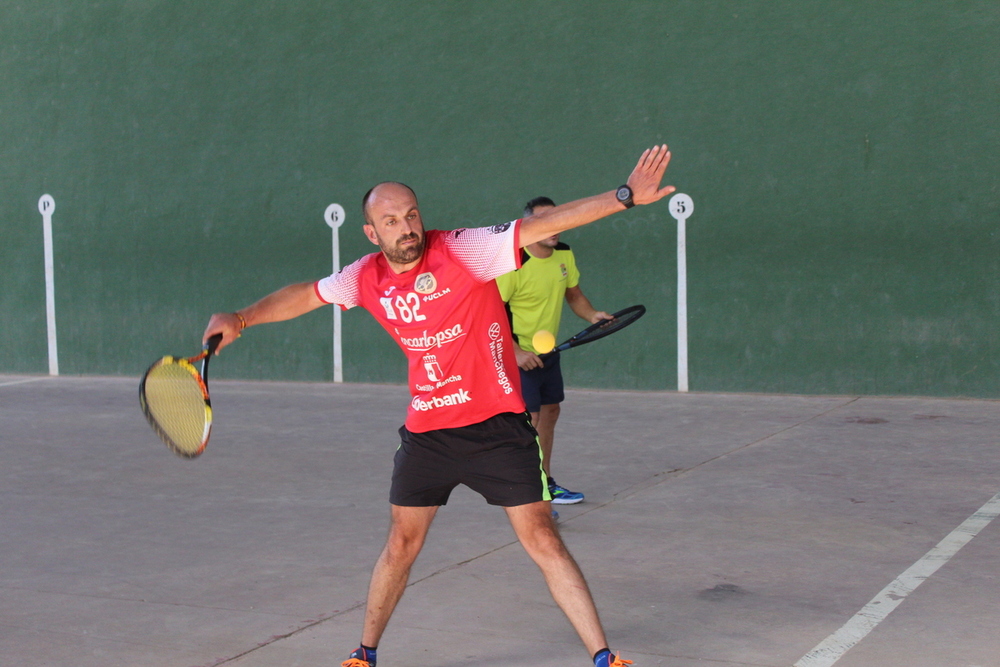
[202, 281, 326, 353]
[518, 144, 675, 248]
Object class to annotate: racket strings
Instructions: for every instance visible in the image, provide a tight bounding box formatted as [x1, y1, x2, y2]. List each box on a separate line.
[141, 360, 211, 457]
[566, 305, 646, 348]
[602, 309, 643, 330]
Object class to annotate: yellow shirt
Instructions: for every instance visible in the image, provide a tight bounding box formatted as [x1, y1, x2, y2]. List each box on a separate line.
[495, 244, 580, 354]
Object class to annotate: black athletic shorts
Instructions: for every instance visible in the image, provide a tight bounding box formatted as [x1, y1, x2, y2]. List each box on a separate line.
[390, 411, 551, 507]
[519, 352, 564, 413]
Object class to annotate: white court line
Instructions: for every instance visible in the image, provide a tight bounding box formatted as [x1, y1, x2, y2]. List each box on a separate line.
[795, 491, 1000, 667]
[0, 377, 52, 388]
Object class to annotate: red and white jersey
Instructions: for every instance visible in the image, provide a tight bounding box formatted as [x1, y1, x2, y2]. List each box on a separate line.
[314, 221, 526, 432]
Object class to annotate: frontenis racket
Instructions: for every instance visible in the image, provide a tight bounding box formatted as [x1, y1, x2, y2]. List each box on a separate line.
[540, 305, 647, 359]
[139, 333, 223, 458]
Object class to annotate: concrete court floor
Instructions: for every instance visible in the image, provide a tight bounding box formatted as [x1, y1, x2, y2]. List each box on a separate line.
[1, 374, 999, 667]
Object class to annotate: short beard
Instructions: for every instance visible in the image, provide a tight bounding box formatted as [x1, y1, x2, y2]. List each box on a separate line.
[378, 232, 425, 265]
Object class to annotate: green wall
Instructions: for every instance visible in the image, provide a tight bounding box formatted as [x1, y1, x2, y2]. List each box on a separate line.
[3, 2, 999, 396]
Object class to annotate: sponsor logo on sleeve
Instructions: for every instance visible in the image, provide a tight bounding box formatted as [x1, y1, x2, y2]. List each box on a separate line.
[490, 222, 512, 234]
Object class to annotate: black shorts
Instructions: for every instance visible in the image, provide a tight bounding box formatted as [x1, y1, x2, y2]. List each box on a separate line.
[519, 352, 564, 413]
[390, 412, 551, 507]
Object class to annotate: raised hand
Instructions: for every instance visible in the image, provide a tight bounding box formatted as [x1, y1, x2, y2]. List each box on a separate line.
[627, 144, 675, 205]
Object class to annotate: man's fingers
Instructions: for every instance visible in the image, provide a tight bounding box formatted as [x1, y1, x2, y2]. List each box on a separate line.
[640, 146, 655, 167]
[203, 313, 242, 353]
[632, 144, 670, 179]
[627, 144, 673, 205]
[656, 185, 677, 199]
[654, 146, 671, 171]
[639, 144, 667, 169]
[205, 331, 230, 354]
[647, 144, 669, 170]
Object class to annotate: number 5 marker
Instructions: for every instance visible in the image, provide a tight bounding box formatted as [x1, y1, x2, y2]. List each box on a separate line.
[669, 193, 693, 392]
[39, 194, 59, 376]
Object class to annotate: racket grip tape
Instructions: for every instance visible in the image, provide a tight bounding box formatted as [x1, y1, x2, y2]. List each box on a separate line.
[205, 333, 223, 355]
[201, 333, 223, 383]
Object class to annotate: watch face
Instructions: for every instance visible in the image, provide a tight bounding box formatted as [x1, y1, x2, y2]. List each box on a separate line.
[616, 186, 631, 202]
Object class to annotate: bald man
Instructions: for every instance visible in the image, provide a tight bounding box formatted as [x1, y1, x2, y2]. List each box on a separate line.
[203, 145, 674, 667]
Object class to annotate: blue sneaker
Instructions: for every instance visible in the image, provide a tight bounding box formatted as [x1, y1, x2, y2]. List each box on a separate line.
[548, 480, 584, 505]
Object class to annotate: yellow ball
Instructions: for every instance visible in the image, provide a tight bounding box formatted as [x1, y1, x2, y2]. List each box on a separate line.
[532, 329, 556, 354]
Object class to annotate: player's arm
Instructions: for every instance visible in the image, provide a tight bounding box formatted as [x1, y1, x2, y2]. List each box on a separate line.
[518, 144, 675, 248]
[565, 285, 612, 324]
[203, 281, 326, 352]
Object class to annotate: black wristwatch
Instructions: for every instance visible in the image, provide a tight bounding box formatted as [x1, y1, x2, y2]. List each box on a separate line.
[615, 184, 635, 209]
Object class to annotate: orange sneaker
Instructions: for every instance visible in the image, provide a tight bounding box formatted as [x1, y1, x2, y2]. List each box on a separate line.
[342, 646, 375, 667]
[596, 651, 633, 667]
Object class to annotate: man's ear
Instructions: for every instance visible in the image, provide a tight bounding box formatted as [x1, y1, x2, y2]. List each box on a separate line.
[363, 223, 379, 246]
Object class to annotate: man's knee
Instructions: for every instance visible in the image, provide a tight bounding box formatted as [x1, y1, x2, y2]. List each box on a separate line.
[384, 507, 435, 563]
[538, 403, 562, 425]
[514, 510, 570, 559]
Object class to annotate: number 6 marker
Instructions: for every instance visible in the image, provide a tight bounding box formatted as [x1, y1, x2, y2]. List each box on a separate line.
[325, 203, 346, 383]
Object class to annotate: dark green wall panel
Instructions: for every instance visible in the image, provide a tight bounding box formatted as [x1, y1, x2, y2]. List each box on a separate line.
[2, 2, 998, 397]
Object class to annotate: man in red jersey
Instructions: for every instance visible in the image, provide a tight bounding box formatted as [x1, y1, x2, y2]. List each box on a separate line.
[203, 145, 674, 667]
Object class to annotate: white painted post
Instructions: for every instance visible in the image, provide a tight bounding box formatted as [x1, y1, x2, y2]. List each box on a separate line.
[38, 194, 59, 376]
[324, 203, 347, 383]
[669, 194, 694, 392]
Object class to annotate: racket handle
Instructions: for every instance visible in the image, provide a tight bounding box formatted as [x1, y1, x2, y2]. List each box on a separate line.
[205, 333, 223, 355]
[201, 333, 223, 383]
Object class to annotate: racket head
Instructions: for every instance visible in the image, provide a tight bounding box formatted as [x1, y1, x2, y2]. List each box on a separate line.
[139, 355, 213, 458]
[547, 304, 647, 356]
